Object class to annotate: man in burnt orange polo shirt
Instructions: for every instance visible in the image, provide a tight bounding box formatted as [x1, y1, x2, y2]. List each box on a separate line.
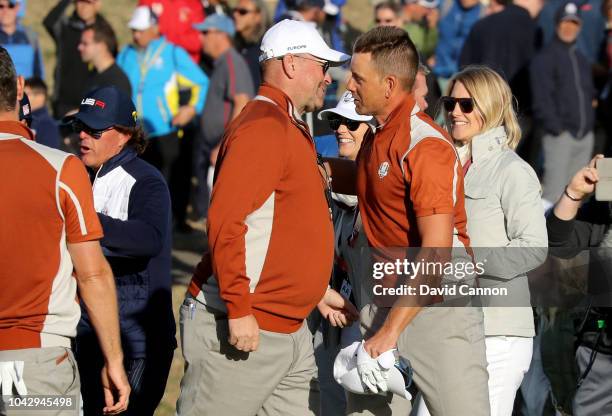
[332, 27, 490, 415]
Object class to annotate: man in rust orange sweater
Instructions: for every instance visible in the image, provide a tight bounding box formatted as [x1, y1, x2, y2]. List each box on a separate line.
[175, 19, 358, 416]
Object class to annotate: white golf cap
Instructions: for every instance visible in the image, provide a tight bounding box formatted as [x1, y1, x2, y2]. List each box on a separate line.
[318, 91, 373, 122]
[128, 6, 159, 31]
[323, 0, 340, 15]
[259, 19, 350, 64]
[333, 342, 413, 400]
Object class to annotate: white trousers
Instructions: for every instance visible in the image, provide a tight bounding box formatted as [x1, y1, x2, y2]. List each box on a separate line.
[415, 336, 533, 416]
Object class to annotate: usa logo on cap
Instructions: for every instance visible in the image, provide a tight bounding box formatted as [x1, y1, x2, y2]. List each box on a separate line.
[81, 98, 106, 109]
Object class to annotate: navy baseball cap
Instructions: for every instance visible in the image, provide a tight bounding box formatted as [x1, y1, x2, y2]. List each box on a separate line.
[73, 86, 138, 130]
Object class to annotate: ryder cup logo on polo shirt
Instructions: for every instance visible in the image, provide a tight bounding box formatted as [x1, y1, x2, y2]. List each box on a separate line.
[81, 97, 106, 109]
[378, 161, 390, 179]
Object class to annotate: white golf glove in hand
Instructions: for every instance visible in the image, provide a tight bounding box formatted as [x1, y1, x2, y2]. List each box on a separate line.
[0, 361, 27, 396]
[356, 341, 395, 394]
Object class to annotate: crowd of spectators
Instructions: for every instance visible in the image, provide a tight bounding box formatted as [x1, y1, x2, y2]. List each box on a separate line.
[1, 0, 608, 230]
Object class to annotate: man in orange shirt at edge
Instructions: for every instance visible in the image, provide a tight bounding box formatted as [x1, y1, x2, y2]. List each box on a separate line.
[0, 46, 130, 415]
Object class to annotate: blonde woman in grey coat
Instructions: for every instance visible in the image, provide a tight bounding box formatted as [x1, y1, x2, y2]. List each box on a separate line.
[419, 66, 548, 416]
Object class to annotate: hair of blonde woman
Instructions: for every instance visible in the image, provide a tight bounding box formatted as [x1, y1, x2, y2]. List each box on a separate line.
[442, 65, 522, 149]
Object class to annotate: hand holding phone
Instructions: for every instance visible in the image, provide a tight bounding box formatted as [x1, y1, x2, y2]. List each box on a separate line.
[595, 158, 612, 201]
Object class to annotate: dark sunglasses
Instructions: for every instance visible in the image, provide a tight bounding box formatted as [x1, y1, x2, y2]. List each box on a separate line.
[0, 3, 15, 9]
[375, 18, 395, 24]
[441, 96, 475, 114]
[72, 120, 114, 139]
[327, 115, 361, 131]
[233, 7, 256, 15]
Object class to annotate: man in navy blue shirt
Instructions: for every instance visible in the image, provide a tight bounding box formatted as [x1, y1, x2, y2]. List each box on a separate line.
[70, 86, 176, 416]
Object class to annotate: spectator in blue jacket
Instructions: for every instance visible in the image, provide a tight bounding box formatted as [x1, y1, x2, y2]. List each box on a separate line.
[0, 0, 44, 79]
[71, 86, 176, 416]
[432, 0, 482, 84]
[531, 2, 596, 208]
[117, 5, 209, 227]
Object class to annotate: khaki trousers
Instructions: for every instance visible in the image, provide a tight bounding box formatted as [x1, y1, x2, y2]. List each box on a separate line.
[347, 305, 490, 416]
[0, 347, 80, 416]
[176, 296, 319, 416]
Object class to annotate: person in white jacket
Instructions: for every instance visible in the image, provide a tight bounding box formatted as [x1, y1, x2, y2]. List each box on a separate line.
[418, 65, 548, 416]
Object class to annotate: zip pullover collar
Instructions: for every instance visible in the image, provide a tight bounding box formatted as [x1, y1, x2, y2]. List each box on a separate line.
[94, 147, 138, 179]
[374, 94, 418, 133]
[255, 83, 312, 136]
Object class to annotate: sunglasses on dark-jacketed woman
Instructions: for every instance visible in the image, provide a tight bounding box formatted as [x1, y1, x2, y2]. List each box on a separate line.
[327, 115, 361, 132]
[440, 97, 475, 114]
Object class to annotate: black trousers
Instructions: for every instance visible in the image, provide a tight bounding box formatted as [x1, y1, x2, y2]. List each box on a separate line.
[193, 135, 215, 220]
[75, 336, 174, 416]
[142, 130, 193, 226]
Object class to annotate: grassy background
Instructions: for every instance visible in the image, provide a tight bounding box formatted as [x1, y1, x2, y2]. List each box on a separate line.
[24, 1, 372, 414]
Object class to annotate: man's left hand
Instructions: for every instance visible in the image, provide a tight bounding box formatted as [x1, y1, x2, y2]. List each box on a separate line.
[317, 288, 359, 328]
[172, 106, 196, 127]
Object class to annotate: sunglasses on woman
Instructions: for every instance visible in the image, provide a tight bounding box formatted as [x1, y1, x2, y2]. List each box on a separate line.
[327, 115, 361, 132]
[440, 97, 475, 114]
